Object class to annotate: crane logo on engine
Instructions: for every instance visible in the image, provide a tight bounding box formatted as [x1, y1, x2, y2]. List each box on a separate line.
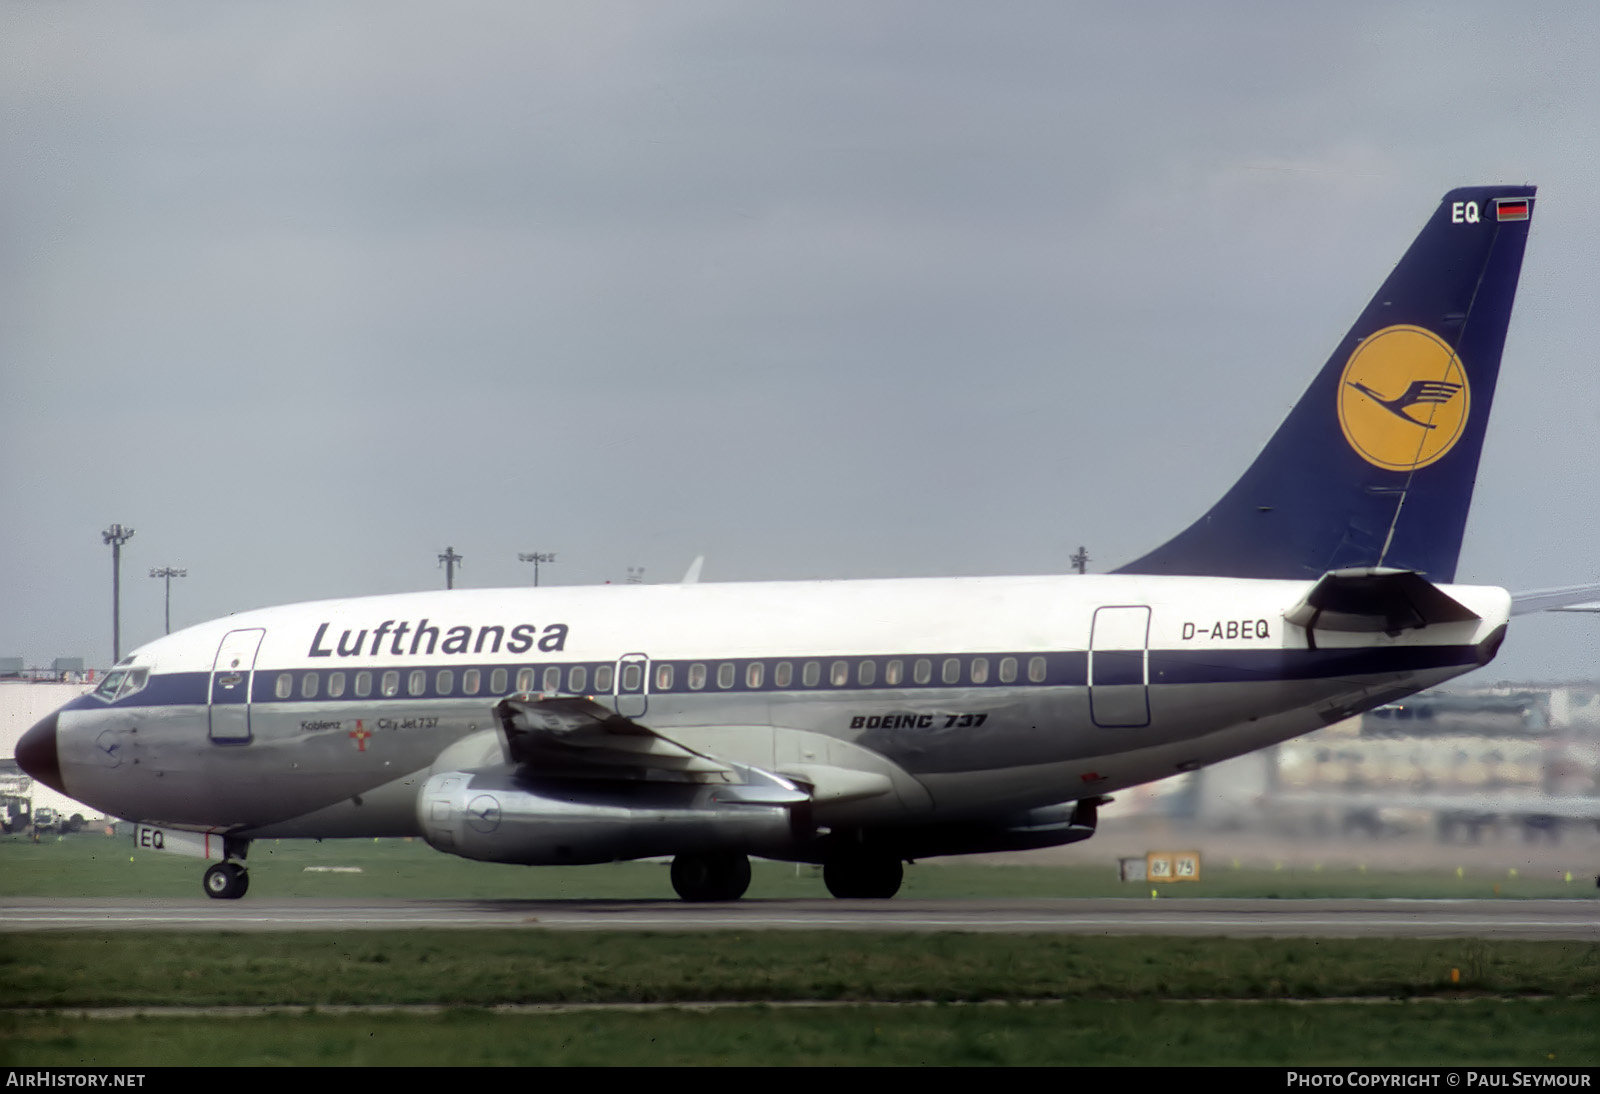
[466, 794, 502, 833]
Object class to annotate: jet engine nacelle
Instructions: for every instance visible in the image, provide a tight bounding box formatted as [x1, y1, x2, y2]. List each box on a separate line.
[417, 769, 797, 865]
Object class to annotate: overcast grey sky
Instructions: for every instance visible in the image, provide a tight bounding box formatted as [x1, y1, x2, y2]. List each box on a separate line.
[3, 2, 1597, 681]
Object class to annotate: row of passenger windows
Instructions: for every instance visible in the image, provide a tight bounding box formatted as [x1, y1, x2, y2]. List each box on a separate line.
[270, 655, 1051, 701]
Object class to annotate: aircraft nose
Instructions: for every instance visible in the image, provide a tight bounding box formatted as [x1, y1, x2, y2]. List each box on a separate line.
[17, 711, 65, 795]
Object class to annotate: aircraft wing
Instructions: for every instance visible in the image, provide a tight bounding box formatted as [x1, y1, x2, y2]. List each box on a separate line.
[492, 694, 807, 804]
[1510, 583, 1600, 615]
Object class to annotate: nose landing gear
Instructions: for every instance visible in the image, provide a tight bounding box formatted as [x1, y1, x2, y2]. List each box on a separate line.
[203, 861, 249, 899]
[201, 837, 252, 900]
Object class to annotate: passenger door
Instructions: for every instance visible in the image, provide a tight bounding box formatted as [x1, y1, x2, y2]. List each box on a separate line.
[209, 628, 265, 743]
[1089, 606, 1150, 728]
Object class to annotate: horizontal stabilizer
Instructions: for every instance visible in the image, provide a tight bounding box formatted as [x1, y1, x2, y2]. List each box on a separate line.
[1509, 583, 1600, 616]
[1285, 568, 1480, 637]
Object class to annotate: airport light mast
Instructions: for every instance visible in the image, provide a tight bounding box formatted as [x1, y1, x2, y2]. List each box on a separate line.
[1070, 546, 1090, 575]
[149, 567, 187, 635]
[519, 552, 556, 587]
[438, 547, 463, 590]
[102, 524, 135, 662]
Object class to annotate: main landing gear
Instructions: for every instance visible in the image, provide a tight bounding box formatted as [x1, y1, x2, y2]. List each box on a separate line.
[670, 851, 752, 902]
[822, 847, 904, 899]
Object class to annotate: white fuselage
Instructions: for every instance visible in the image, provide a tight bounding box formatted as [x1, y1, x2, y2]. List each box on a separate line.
[49, 573, 1510, 844]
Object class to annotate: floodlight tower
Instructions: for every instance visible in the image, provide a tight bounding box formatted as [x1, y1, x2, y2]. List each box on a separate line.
[1070, 546, 1090, 575]
[438, 547, 463, 590]
[102, 524, 135, 662]
[519, 552, 556, 587]
[149, 567, 187, 634]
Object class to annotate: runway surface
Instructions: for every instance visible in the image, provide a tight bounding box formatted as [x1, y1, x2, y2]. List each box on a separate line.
[1, 897, 1595, 938]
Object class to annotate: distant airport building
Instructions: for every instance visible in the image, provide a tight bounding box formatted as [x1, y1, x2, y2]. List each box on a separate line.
[0, 663, 102, 824]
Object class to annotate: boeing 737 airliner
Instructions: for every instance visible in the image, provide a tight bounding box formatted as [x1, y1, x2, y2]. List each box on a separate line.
[18, 185, 1596, 901]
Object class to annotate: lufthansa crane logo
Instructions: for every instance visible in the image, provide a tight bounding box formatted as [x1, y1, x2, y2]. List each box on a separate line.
[1336, 324, 1470, 472]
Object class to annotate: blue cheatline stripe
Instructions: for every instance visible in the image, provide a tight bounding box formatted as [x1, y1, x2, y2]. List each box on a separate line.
[73, 643, 1486, 711]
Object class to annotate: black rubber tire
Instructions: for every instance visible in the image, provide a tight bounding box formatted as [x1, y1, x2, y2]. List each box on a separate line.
[670, 852, 752, 902]
[822, 851, 903, 899]
[203, 862, 248, 900]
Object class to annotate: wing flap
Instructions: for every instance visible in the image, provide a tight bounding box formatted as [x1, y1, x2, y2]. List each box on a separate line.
[493, 694, 808, 803]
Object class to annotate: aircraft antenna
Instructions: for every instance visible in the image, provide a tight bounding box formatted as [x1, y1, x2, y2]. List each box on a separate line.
[438, 547, 463, 590]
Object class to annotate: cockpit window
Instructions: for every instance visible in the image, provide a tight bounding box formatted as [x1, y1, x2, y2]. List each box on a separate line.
[92, 667, 150, 703]
[120, 667, 150, 700]
[94, 671, 127, 702]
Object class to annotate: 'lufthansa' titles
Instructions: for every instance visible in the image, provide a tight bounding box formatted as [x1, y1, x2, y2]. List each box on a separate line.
[308, 619, 570, 659]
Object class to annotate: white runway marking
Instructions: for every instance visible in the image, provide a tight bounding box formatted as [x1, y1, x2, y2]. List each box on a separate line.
[1, 897, 1595, 938]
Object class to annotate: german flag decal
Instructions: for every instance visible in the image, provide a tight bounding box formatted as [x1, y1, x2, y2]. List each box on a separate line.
[1496, 196, 1531, 221]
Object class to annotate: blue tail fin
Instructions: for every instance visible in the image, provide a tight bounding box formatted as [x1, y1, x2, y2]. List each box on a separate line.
[1117, 185, 1536, 581]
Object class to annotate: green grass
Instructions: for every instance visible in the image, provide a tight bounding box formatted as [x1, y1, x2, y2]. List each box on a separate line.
[4, 832, 1595, 900]
[4, 932, 1597, 1008]
[4, 1001, 1597, 1067]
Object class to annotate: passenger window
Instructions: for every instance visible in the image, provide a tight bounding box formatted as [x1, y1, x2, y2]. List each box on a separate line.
[436, 669, 453, 695]
[622, 663, 642, 691]
[655, 663, 675, 690]
[913, 659, 932, 685]
[1028, 656, 1047, 683]
[942, 658, 961, 685]
[543, 667, 561, 694]
[276, 673, 293, 700]
[408, 670, 426, 696]
[998, 657, 1017, 683]
[716, 663, 735, 689]
[858, 660, 876, 686]
[831, 660, 849, 687]
[688, 663, 706, 690]
[462, 669, 480, 696]
[774, 662, 793, 688]
[355, 671, 373, 698]
[802, 661, 820, 687]
[301, 673, 319, 699]
[746, 662, 764, 689]
[885, 660, 903, 686]
[594, 665, 614, 692]
[516, 668, 534, 693]
[569, 665, 588, 693]
[328, 672, 346, 699]
[970, 657, 989, 685]
[381, 671, 399, 697]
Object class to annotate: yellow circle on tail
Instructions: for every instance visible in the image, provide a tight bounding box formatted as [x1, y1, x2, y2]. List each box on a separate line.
[1337, 325, 1470, 471]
